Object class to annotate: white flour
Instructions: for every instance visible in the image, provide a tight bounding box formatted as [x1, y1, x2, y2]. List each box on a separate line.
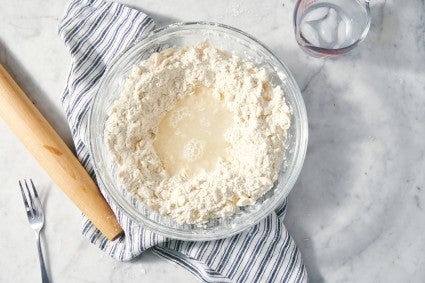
[105, 43, 291, 224]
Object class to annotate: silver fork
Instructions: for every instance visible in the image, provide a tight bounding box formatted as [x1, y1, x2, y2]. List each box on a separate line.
[19, 179, 50, 283]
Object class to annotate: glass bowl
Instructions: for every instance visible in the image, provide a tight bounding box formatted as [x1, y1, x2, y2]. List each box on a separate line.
[88, 22, 308, 241]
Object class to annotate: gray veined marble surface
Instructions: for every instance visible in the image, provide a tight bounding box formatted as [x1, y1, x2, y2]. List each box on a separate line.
[0, 0, 424, 282]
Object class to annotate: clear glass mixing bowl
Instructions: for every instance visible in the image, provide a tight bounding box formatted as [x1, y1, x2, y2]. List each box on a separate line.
[88, 22, 308, 241]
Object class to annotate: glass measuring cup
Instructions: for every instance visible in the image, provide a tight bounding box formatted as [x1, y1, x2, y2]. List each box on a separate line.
[294, 0, 371, 57]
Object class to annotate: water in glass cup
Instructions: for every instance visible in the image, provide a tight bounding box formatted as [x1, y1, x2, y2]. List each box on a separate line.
[294, 0, 371, 57]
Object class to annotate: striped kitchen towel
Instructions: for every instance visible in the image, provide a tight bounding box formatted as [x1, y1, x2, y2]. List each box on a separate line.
[58, 0, 308, 282]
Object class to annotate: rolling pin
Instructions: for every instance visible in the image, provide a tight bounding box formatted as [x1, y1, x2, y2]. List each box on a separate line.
[0, 64, 123, 240]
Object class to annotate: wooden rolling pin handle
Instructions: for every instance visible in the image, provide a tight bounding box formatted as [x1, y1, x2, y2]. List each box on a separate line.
[0, 64, 123, 240]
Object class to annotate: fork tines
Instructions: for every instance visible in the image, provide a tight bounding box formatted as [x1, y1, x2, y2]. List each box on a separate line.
[19, 179, 41, 219]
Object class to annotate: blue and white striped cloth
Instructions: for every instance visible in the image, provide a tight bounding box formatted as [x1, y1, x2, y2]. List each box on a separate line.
[58, 0, 307, 282]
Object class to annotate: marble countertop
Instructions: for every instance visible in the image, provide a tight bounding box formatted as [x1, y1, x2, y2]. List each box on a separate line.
[1, 0, 424, 282]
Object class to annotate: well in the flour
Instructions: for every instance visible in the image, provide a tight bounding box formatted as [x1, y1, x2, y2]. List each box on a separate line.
[153, 86, 234, 177]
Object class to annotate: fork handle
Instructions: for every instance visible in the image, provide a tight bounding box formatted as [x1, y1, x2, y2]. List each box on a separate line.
[35, 232, 49, 283]
[0, 64, 123, 240]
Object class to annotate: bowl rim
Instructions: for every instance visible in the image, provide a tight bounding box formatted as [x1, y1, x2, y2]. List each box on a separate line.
[88, 21, 308, 240]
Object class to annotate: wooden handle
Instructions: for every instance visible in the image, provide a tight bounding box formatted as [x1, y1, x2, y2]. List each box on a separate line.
[0, 64, 123, 240]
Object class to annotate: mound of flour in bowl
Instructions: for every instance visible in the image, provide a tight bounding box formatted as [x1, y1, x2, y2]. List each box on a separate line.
[105, 42, 291, 224]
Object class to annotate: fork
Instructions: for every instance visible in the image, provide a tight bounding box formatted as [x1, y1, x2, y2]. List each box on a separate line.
[19, 179, 50, 283]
